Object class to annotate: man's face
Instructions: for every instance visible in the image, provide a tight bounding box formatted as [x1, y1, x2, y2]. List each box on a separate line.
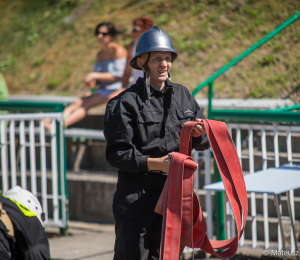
[146, 51, 172, 85]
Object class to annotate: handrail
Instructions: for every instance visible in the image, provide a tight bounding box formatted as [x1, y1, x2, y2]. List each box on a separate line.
[268, 103, 300, 112]
[210, 109, 300, 124]
[192, 12, 300, 113]
[0, 101, 65, 112]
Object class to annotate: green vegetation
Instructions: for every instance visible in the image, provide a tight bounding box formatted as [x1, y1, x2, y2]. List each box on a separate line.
[0, 0, 299, 100]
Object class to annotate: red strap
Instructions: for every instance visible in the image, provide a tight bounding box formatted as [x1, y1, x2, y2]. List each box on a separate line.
[155, 119, 248, 260]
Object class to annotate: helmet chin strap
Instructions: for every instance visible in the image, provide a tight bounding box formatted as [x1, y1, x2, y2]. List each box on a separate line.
[142, 52, 151, 100]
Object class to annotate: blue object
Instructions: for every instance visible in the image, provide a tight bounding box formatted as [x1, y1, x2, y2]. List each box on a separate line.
[203, 164, 300, 194]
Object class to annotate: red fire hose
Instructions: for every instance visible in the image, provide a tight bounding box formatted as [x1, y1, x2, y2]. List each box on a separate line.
[155, 120, 248, 260]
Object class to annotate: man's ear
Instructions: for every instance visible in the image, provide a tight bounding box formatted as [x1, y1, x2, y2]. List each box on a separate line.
[136, 57, 144, 68]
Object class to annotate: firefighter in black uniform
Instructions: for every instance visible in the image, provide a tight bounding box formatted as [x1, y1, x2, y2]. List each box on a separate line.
[104, 26, 210, 260]
[0, 186, 50, 260]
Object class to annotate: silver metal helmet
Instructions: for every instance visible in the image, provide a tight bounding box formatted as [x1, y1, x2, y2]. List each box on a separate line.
[130, 26, 178, 70]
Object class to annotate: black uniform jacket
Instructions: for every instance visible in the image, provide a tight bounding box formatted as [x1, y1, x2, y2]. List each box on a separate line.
[0, 195, 50, 260]
[104, 77, 210, 177]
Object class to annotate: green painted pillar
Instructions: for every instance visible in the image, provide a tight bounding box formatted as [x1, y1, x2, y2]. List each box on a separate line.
[214, 160, 226, 241]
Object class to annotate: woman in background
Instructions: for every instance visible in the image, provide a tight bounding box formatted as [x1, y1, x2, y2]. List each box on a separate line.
[44, 22, 126, 130]
[122, 17, 153, 88]
[106, 17, 153, 101]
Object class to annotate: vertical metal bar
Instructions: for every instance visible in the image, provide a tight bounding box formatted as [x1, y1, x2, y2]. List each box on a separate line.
[273, 125, 279, 167]
[29, 120, 37, 195]
[59, 116, 68, 229]
[1, 120, 8, 192]
[208, 81, 213, 119]
[19, 120, 27, 189]
[9, 121, 17, 187]
[235, 125, 245, 246]
[50, 119, 59, 223]
[275, 194, 286, 255]
[263, 193, 269, 249]
[261, 126, 269, 249]
[214, 161, 226, 240]
[273, 126, 282, 251]
[225, 198, 235, 239]
[236, 126, 242, 166]
[228, 125, 232, 137]
[261, 126, 267, 170]
[236, 125, 244, 246]
[204, 149, 213, 239]
[286, 127, 292, 165]
[287, 190, 297, 252]
[193, 151, 199, 195]
[248, 126, 257, 248]
[40, 120, 48, 223]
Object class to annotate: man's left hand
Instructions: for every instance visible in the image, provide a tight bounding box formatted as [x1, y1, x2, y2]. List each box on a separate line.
[192, 119, 205, 137]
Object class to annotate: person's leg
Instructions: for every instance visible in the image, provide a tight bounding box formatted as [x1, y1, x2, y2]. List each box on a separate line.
[147, 214, 163, 260]
[64, 94, 107, 128]
[113, 179, 164, 260]
[107, 88, 125, 101]
[62, 99, 83, 119]
[43, 99, 83, 130]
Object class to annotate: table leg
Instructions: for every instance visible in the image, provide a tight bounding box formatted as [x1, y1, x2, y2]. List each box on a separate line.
[286, 191, 299, 256]
[275, 194, 287, 260]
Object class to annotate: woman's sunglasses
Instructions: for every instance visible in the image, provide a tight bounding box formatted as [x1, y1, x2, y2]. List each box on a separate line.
[132, 26, 143, 32]
[97, 32, 110, 36]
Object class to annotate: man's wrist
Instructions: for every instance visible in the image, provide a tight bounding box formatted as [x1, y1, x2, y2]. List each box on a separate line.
[147, 158, 160, 172]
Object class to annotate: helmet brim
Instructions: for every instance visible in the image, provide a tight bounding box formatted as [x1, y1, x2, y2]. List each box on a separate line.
[130, 48, 178, 70]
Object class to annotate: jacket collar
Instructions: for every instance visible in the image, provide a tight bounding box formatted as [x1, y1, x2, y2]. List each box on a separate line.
[135, 77, 173, 96]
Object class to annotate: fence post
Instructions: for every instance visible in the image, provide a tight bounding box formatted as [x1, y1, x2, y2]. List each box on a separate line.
[56, 116, 69, 235]
[214, 161, 226, 241]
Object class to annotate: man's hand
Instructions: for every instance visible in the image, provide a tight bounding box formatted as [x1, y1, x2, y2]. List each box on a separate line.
[147, 155, 171, 174]
[192, 118, 205, 137]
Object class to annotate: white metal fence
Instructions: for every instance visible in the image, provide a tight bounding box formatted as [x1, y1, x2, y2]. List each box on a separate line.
[195, 123, 300, 250]
[0, 113, 67, 228]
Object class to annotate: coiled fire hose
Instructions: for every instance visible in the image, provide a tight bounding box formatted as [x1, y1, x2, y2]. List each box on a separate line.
[155, 120, 248, 260]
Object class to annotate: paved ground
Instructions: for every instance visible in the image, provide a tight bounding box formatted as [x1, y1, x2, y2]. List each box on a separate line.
[46, 221, 115, 260]
[46, 221, 276, 260]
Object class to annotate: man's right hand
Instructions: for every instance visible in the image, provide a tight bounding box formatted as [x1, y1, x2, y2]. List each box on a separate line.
[147, 155, 171, 174]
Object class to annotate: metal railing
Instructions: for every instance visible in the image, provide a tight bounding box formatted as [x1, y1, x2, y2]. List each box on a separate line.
[0, 113, 68, 228]
[191, 12, 300, 118]
[194, 119, 300, 250]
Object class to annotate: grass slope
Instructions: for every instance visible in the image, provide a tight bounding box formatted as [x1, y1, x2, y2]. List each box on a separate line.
[0, 0, 299, 101]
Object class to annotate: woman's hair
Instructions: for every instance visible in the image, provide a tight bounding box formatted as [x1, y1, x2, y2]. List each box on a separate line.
[133, 17, 153, 31]
[94, 22, 119, 37]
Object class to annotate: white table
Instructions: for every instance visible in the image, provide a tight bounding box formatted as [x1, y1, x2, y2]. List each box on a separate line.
[203, 164, 300, 259]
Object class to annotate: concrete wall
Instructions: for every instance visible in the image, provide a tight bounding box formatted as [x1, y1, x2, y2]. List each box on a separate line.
[68, 173, 117, 223]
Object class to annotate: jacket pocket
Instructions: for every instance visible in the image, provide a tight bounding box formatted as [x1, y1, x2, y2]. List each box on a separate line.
[176, 108, 194, 128]
[136, 111, 162, 146]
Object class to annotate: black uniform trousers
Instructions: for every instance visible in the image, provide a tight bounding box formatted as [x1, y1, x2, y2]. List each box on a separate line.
[113, 172, 167, 260]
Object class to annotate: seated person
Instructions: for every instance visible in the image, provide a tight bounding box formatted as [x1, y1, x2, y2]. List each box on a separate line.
[107, 16, 153, 100]
[44, 22, 127, 130]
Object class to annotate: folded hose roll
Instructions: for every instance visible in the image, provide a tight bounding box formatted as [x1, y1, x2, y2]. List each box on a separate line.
[155, 120, 248, 260]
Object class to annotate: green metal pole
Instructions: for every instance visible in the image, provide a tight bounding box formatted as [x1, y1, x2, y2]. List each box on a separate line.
[192, 12, 300, 97]
[208, 81, 213, 119]
[57, 117, 68, 236]
[210, 110, 300, 124]
[268, 103, 300, 112]
[207, 80, 225, 240]
[214, 161, 226, 241]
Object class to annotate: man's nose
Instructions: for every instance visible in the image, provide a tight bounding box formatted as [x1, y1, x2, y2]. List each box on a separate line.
[161, 59, 167, 66]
